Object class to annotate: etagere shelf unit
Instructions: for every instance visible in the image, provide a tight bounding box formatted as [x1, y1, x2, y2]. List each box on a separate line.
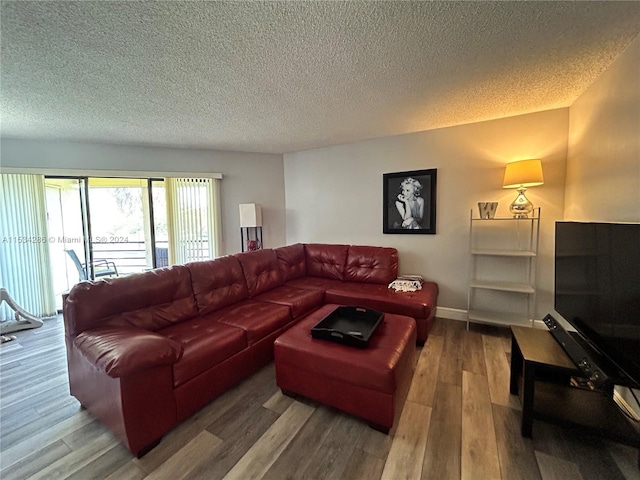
[467, 207, 540, 329]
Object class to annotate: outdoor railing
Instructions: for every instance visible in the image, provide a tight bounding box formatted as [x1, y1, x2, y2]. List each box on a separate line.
[91, 240, 211, 275]
[92, 241, 168, 275]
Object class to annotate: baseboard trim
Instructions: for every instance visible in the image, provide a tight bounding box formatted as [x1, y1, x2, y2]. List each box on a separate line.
[436, 307, 546, 329]
[435, 307, 467, 322]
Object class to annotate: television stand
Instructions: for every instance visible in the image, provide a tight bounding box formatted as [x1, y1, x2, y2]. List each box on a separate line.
[509, 325, 640, 464]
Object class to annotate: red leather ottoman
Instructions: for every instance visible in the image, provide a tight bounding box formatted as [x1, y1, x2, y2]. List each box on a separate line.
[274, 304, 416, 433]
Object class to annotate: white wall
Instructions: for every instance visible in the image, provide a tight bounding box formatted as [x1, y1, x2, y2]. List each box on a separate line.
[565, 34, 640, 410]
[0, 139, 287, 254]
[284, 109, 569, 317]
[565, 34, 640, 222]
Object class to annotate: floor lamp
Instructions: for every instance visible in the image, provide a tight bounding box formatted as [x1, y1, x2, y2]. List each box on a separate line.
[239, 203, 263, 252]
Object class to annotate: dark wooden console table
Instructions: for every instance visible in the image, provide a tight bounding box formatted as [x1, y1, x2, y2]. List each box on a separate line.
[509, 325, 640, 452]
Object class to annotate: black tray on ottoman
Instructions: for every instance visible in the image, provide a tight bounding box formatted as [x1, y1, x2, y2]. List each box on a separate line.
[311, 305, 384, 348]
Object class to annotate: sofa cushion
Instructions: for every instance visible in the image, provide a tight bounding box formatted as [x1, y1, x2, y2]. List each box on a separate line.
[64, 266, 198, 336]
[274, 244, 306, 282]
[212, 299, 291, 346]
[254, 285, 324, 319]
[236, 249, 284, 297]
[344, 246, 398, 285]
[285, 276, 344, 292]
[186, 256, 249, 315]
[304, 244, 349, 280]
[160, 318, 247, 387]
[324, 281, 438, 320]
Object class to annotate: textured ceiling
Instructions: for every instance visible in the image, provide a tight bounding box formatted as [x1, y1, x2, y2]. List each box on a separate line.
[1, 1, 639, 154]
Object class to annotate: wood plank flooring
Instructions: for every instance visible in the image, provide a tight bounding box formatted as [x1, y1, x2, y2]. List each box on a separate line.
[1, 316, 638, 479]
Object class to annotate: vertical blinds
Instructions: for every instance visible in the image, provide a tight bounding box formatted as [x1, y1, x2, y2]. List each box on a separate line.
[165, 178, 221, 264]
[0, 174, 57, 320]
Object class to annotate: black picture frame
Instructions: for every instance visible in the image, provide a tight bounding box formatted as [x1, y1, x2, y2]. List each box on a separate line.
[383, 169, 437, 234]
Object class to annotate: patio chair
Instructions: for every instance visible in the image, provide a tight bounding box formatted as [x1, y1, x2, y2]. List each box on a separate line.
[155, 247, 169, 268]
[65, 249, 119, 281]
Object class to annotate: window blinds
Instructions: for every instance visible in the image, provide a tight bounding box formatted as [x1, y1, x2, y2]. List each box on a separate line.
[165, 177, 221, 264]
[0, 174, 57, 320]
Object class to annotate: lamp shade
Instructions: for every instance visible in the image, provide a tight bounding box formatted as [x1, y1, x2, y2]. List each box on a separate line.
[502, 159, 544, 189]
[239, 203, 262, 227]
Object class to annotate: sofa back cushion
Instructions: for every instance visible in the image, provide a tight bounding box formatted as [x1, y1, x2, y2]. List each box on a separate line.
[64, 266, 197, 337]
[344, 245, 399, 284]
[187, 255, 249, 315]
[274, 244, 306, 282]
[304, 244, 349, 280]
[235, 249, 284, 297]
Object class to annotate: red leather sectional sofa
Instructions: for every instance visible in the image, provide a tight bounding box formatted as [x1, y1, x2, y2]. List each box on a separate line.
[63, 243, 438, 455]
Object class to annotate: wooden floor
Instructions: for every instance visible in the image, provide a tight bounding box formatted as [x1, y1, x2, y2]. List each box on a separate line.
[1, 316, 639, 480]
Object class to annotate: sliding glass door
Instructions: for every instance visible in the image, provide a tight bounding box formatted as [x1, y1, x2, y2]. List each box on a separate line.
[45, 177, 165, 307]
[44, 177, 89, 307]
[3, 173, 221, 312]
[86, 178, 154, 276]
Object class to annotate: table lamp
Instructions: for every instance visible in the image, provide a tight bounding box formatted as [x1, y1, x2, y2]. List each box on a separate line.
[502, 159, 544, 218]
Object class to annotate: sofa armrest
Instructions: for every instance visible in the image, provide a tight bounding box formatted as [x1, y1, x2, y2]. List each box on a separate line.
[74, 327, 183, 378]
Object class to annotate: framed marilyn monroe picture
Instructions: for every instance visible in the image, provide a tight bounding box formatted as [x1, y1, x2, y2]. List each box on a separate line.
[383, 169, 437, 234]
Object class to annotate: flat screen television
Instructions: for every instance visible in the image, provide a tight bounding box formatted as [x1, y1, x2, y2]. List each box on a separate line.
[554, 222, 640, 386]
